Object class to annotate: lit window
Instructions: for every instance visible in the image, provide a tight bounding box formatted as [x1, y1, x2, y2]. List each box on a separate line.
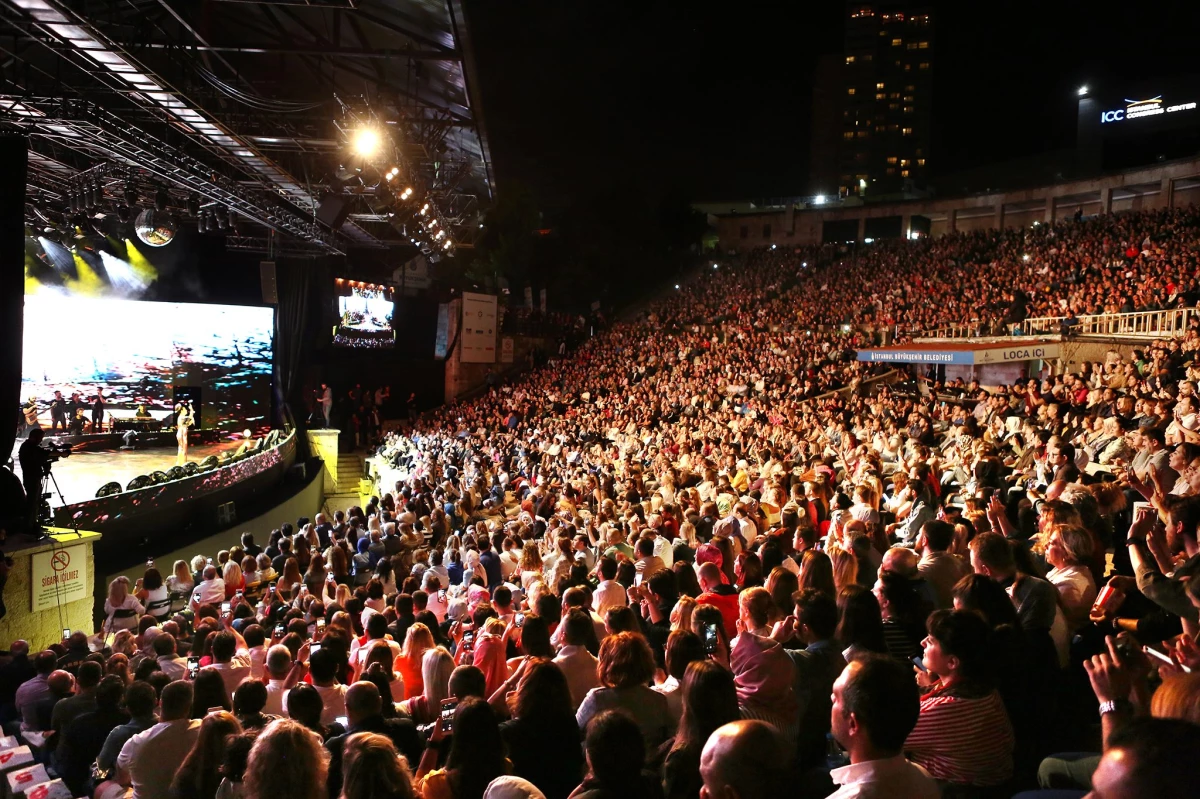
[917, 158, 926, 166]
[901, 169, 910, 177]
[846, 55, 856, 64]
[904, 106, 914, 114]
[843, 131, 854, 140]
[888, 103, 899, 110]
[876, 82, 885, 89]
[907, 42, 917, 50]
[886, 168, 896, 175]
[900, 159, 909, 166]
[890, 92, 900, 99]
[886, 157, 898, 164]
[856, 130, 869, 138]
[892, 38, 902, 46]
[919, 41, 929, 49]
[919, 62, 930, 70]
[903, 95, 914, 102]
[847, 88, 856, 95]
[905, 63, 912, 71]
[902, 127, 913, 136]
[875, 93, 885, 100]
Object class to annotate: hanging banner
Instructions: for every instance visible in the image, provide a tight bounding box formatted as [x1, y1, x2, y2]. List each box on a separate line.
[501, 337, 514, 363]
[434, 303, 450, 360]
[461, 292, 497, 363]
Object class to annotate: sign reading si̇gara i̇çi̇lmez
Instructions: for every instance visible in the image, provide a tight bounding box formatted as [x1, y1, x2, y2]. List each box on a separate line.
[31, 545, 88, 612]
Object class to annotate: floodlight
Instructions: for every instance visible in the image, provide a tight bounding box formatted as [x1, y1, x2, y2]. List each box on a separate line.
[354, 128, 382, 157]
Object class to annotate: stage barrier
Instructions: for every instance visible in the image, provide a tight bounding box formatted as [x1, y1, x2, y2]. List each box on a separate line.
[0, 530, 101, 650]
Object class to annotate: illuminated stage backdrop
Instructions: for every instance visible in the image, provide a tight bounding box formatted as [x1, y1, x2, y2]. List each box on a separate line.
[22, 294, 273, 433]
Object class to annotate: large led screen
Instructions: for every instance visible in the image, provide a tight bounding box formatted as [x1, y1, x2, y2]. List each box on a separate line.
[334, 281, 395, 348]
[22, 294, 274, 433]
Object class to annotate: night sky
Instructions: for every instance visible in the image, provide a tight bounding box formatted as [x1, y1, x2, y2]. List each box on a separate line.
[464, 1, 1200, 207]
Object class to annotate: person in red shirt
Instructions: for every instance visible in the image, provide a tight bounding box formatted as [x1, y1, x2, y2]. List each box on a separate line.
[696, 562, 739, 637]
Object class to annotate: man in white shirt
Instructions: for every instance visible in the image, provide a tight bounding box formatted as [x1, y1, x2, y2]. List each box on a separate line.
[553, 610, 600, 709]
[206, 628, 254, 700]
[309, 647, 348, 725]
[551, 586, 607, 649]
[117, 681, 201, 799]
[591, 558, 627, 617]
[646, 516, 674, 570]
[828, 656, 939, 798]
[262, 645, 293, 717]
[151, 634, 188, 682]
[190, 565, 225, 609]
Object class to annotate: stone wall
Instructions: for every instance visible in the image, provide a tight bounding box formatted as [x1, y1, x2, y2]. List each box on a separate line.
[0, 532, 100, 649]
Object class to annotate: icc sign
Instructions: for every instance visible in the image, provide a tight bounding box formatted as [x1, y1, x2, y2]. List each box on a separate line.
[1101, 109, 1124, 123]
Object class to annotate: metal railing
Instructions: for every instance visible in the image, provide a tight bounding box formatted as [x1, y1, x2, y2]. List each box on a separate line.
[1021, 307, 1197, 339]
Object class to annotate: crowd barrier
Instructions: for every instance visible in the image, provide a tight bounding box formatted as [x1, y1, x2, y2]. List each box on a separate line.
[913, 307, 1197, 342]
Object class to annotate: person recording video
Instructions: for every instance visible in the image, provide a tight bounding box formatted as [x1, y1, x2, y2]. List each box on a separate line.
[18, 428, 49, 532]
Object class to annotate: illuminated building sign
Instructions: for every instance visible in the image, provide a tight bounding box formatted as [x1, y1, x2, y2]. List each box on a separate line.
[1101, 95, 1198, 124]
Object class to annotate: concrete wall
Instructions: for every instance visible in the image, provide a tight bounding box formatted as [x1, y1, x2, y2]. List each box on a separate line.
[307, 430, 340, 495]
[105, 464, 325, 588]
[1, 532, 100, 650]
[711, 156, 1200, 250]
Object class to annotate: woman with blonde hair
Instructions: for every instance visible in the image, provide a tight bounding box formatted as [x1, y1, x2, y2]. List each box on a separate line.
[222, 559, 244, 600]
[1150, 672, 1200, 726]
[104, 576, 144, 633]
[339, 732, 417, 799]
[400, 647, 455, 724]
[167, 559, 195, 596]
[669, 595, 697, 632]
[827, 544, 859, 594]
[394, 623, 436, 700]
[243, 718, 328, 799]
[518, 544, 543, 590]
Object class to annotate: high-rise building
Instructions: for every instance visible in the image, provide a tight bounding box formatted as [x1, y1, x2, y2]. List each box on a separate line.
[830, 3, 934, 197]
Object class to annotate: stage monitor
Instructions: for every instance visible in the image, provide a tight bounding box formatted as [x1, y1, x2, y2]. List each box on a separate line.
[21, 294, 273, 434]
[334, 279, 395, 348]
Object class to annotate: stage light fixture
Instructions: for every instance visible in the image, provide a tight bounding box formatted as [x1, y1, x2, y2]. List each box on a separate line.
[186, 194, 200, 216]
[154, 187, 169, 212]
[217, 209, 228, 230]
[353, 127, 382, 157]
[227, 210, 237, 232]
[814, 194, 826, 205]
[90, 182, 103, 208]
[443, 239, 452, 250]
[123, 184, 138, 207]
[1078, 85, 1088, 97]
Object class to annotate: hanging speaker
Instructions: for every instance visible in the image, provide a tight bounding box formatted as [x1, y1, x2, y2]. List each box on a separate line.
[260, 260, 277, 305]
[315, 193, 350, 230]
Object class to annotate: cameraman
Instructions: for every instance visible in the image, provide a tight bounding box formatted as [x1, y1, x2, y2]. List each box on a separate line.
[18, 428, 49, 532]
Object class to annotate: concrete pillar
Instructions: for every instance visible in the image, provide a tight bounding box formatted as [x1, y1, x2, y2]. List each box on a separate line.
[993, 202, 1005, 231]
[856, 216, 866, 242]
[947, 208, 958, 233]
[1100, 186, 1113, 215]
[1162, 177, 1174, 209]
[1044, 194, 1055, 224]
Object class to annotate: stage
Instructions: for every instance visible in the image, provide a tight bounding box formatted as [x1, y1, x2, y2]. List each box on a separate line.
[12, 438, 243, 507]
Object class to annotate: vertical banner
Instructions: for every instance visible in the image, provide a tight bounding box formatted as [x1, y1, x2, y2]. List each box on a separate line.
[434, 303, 450, 359]
[501, 337, 514, 363]
[523, 286, 534, 309]
[460, 292, 497, 363]
[539, 288, 547, 314]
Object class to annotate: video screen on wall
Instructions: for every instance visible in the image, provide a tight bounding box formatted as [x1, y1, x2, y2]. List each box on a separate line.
[334, 280, 395, 348]
[21, 293, 274, 433]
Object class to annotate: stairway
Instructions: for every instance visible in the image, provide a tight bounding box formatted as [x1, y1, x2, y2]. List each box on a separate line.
[323, 450, 366, 516]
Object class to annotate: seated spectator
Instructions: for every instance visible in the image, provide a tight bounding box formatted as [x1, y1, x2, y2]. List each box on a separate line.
[338, 731, 418, 799]
[576, 632, 670, 756]
[499, 657, 584, 799]
[661, 661, 739, 799]
[415, 696, 508, 799]
[326, 681, 423, 799]
[828, 655, 939, 798]
[554, 609, 602, 709]
[243, 718, 329, 799]
[171, 710, 242, 799]
[1088, 718, 1200, 799]
[117, 680, 202, 799]
[906, 609, 1014, 787]
[54, 674, 128, 795]
[698, 720, 787, 799]
[574, 710, 662, 799]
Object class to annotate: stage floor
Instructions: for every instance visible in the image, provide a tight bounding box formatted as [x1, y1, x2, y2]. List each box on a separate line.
[12, 440, 242, 507]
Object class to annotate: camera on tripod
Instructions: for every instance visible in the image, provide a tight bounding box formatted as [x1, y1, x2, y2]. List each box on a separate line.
[42, 441, 72, 468]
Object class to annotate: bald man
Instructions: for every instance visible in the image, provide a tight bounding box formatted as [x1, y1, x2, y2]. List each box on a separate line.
[699, 720, 787, 799]
[324, 680, 423, 798]
[1089, 718, 1200, 799]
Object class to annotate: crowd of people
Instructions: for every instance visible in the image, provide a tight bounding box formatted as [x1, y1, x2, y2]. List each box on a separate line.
[6, 205, 1200, 798]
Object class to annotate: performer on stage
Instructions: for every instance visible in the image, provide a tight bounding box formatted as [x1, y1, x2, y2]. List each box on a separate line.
[91, 389, 105, 433]
[21, 399, 39, 436]
[175, 400, 194, 465]
[49, 390, 66, 433]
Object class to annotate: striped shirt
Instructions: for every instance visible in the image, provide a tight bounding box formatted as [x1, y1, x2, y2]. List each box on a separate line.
[904, 683, 1014, 786]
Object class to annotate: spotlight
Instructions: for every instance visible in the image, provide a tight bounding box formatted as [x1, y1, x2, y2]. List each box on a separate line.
[443, 239, 453, 250]
[227, 210, 237, 232]
[154, 187, 169, 212]
[124, 184, 138, 207]
[1078, 85, 1088, 97]
[419, 204, 429, 215]
[90, 181, 102, 208]
[186, 194, 200, 216]
[814, 194, 826, 205]
[217, 209, 228, 230]
[353, 128, 381, 158]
